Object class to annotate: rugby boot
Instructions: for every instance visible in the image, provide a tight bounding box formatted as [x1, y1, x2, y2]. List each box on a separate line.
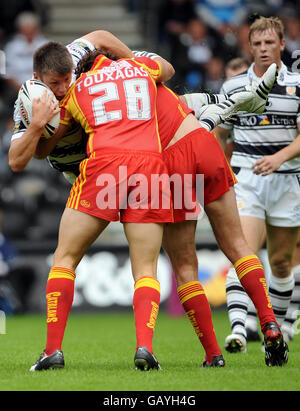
[134, 346, 161, 371]
[202, 354, 225, 367]
[224, 333, 247, 353]
[239, 62, 278, 114]
[263, 322, 289, 366]
[30, 349, 65, 371]
[197, 91, 254, 130]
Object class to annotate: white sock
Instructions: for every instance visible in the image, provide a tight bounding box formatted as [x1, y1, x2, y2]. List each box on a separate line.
[268, 273, 295, 326]
[245, 299, 258, 332]
[226, 267, 249, 338]
[281, 264, 300, 337]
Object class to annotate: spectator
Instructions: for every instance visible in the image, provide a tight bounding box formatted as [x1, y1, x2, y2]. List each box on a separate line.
[123, 0, 141, 14]
[280, 13, 300, 69]
[0, 226, 36, 314]
[195, 0, 248, 41]
[246, 0, 284, 17]
[202, 56, 225, 93]
[0, 0, 49, 46]
[4, 12, 48, 93]
[224, 56, 250, 80]
[0, 76, 16, 122]
[170, 18, 218, 93]
[234, 23, 252, 62]
[158, 0, 198, 55]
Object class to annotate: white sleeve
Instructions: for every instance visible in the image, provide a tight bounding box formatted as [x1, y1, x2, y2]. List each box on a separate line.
[11, 99, 27, 142]
[66, 38, 96, 84]
[132, 50, 161, 60]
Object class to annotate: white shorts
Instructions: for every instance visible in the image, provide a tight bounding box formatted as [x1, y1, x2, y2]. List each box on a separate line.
[233, 167, 300, 227]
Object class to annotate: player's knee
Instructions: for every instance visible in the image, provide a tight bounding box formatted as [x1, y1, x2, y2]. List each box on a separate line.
[171, 252, 199, 285]
[269, 255, 292, 278]
[53, 249, 79, 271]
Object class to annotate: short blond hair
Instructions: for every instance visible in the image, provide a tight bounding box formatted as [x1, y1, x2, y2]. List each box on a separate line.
[225, 57, 250, 72]
[248, 16, 284, 42]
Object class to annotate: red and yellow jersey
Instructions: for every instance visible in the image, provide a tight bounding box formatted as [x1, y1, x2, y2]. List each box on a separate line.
[60, 55, 162, 156]
[156, 84, 194, 150]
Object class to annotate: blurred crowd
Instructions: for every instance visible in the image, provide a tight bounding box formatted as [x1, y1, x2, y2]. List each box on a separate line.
[156, 0, 300, 94]
[0, 0, 65, 243]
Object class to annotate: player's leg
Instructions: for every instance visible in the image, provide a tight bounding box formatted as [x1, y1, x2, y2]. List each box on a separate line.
[281, 235, 300, 341]
[266, 224, 299, 327]
[163, 220, 198, 286]
[205, 188, 288, 366]
[162, 220, 225, 367]
[245, 228, 267, 342]
[30, 208, 109, 371]
[182, 63, 277, 129]
[224, 215, 266, 352]
[123, 222, 164, 370]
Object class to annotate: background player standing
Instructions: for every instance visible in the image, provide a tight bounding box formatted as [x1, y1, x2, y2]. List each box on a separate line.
[213, 16, 300, 354]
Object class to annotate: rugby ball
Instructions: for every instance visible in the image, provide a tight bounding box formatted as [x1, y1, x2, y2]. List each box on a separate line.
[18, 79, 60, 139]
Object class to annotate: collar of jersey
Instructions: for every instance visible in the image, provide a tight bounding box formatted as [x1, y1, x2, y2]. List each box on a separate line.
[247, 61, 287, 83]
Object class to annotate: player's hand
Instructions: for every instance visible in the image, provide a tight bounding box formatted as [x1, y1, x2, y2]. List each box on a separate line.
[31, 90, 60, 129]
[252, 154, 283, 176]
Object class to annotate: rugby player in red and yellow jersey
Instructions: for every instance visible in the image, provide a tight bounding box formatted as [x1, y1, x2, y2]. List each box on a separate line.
[151, 75, 286, 367]
[30, 50, 175, 372]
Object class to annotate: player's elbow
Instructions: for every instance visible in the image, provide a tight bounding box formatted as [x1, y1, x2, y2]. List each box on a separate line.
[8, 156, 25, 173]
[160, 65, 175, 83]
[168, 63, 175, 77]
[155, 58, 175, 82]
[86, 30, 113, 49]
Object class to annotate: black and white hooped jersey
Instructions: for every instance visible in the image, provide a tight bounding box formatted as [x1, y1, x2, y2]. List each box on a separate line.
[220, 62, 300, 174]
[11, 38, 95, 175]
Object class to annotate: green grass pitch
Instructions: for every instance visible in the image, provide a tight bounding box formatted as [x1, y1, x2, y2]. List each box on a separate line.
[0, 310, 299, 391]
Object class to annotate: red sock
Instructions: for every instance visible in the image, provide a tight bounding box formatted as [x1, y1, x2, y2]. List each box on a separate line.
[133, 276, 160, 354]
[45, 266, 76, 355]
[234, 255, 277, 331]
[178, 281, 222, 362]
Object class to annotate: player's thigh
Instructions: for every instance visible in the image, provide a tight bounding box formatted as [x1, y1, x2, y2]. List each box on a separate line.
[204, 187, 254, 262]
[123, 222, 164, 280]
[266, 224, 300, 277]
[54, 207, 110, 269]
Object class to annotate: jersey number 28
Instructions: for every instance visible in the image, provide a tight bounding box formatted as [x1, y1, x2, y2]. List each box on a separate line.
[89, 79, 151, 125]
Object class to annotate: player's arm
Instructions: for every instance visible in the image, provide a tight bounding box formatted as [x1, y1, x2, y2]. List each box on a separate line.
[180, 93, 230, 119]
[154, 56, 175, 83]
[8, 91, 60, 172]
[133, 52, 174, 84]
[212, 125, 231, 152]
[252, 122, 300, 176]
[35, 91, 76, 159]
[81, 30, 134, 58]
[34, 123, 69, 159]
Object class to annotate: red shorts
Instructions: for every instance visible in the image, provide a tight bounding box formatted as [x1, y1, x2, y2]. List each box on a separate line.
[66, 149, 173, 223]
[162, 128, 236, 223]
